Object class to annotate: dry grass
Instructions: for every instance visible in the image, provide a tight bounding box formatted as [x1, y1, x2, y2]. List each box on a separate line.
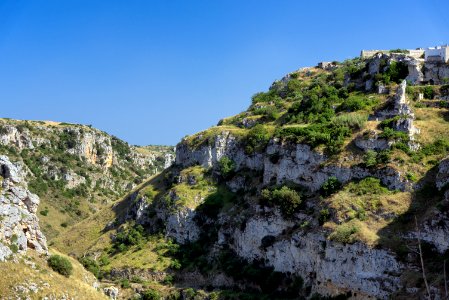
[51, 198, 120, 256]
[322, 180, 412, 246]
[102, 236, 175, 273]
[0, 249, 107, 299]
[52, 172, 168, 256]
[414, 107, 449, 144]
[183, 125, 248, 149]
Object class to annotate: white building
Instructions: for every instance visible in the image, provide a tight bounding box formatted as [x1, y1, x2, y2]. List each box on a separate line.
[425, 45, 449, 63]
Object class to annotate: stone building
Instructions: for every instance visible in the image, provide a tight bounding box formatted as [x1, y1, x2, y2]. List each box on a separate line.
[425, 45, 449, 63]
[361, 49, 424, 59]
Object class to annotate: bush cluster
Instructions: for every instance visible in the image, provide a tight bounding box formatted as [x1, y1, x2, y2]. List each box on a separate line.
[112, 225, 146, 253]
[276, 122, 351, 155]
[348, 177, 388, 195]
[363, 150, 390, 167]
[261, 186, 301, 217]
[218, 156, 236, 178]
[48, 254, 73, 277]
[329, 223, 360, 244]
[338, 95, 379, 112]
[245, 124, 271, 154]
[374, 61, 408, 84]
[320, 177, 342, 197]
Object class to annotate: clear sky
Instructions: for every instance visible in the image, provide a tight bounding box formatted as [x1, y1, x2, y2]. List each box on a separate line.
[0, 0, 448, 145]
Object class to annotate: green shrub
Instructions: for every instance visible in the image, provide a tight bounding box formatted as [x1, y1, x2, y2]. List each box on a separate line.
[163, 274, 174, 285]
[376, 150, 391, 164]
[379, 116, 401, 129]
[379, 127, 409, 141]
[387, 61, 409, 84]
[319, 208, 330, 225]
[251, 90, 280, 104]
[120, 279, 131, 288]
[141, 289, 161, 300]
[423, 86, 435, 99]
[111, 136, 131, 158]
[389, 49, 409, 54]
[363, 150, 378, 167]
[339, 95, 377, 112]
[48, 255, 73, 277]
[196, 186, 236, 219]
[320, 177, 342, 197]
[40, 207, 49, 216]
[348, 177, 388, 195]
[253, 106, 279, 121]
[218, 156, 235, 178]
[245, 124, 271, 153]
[276, 122, 351, 154]
[58, 130, 77, 150]
[9, 244, 18, 254]
[79, 257, 101, 278]
[420, 138, 449, 156]
[406, 172, 417, 182]
[112, 225, 146, 252]
[329, 223, 360, 244]
[261, 186, 301, 217]
[28, 178, 48, 196]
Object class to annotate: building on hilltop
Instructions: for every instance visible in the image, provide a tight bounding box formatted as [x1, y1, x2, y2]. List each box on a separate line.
[424, 45, 449, 63]
[360, 49, 424, 59]
[360, 45, 449, 63]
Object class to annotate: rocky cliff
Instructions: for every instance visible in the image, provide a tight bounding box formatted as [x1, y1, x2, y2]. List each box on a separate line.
[113, 51, 449, 299]
[0, 155, 47, 261]
[14, 50, 449, 300]
[0, 119, 174, 241]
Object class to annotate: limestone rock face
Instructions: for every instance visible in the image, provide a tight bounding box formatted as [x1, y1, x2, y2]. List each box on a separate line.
[391, 81, 419, 147]
[177, 135, 409, 194]
[103, 286, 119, 300]
[406, 59, 424, 84]
[418, 159, 449, 253]
[423, 62, 449, 85]
[263, 141, 409, 192]
[0, 155, 47, 260]
[418, 208, 449, 254]
[63, 127, 114, 168]
[355, 131, 391, 151]
[62, 170, 86, 189]
[125, 189, 201, 244]
[217, 212, 403, 299]
[164, 152, 175, 169]
[0, 125, 34, 149]
[165, 207, 200, 244]
[366, 53, 424, 85]
[176, 131, 264, 171]
[168, 128, 418, 298]
[436, 158, 449, 190]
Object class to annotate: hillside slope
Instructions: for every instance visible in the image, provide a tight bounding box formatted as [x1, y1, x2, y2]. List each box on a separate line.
[0, 118, 174, 241]
[4, 50, 449, 299]
[68, 50, 449, 299]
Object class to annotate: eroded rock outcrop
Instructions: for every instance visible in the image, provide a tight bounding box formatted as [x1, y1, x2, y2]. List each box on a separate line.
[0, 155, 47, 261]
[177, 134, 410, 193]
[221, 211, 402, 299]
[176, 131, 263, 171]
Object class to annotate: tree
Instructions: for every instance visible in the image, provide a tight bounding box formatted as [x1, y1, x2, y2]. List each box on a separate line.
[218, 156, 236, 178]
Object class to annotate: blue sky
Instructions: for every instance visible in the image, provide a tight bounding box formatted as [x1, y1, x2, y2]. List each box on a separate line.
[0, 0, 448, 145]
